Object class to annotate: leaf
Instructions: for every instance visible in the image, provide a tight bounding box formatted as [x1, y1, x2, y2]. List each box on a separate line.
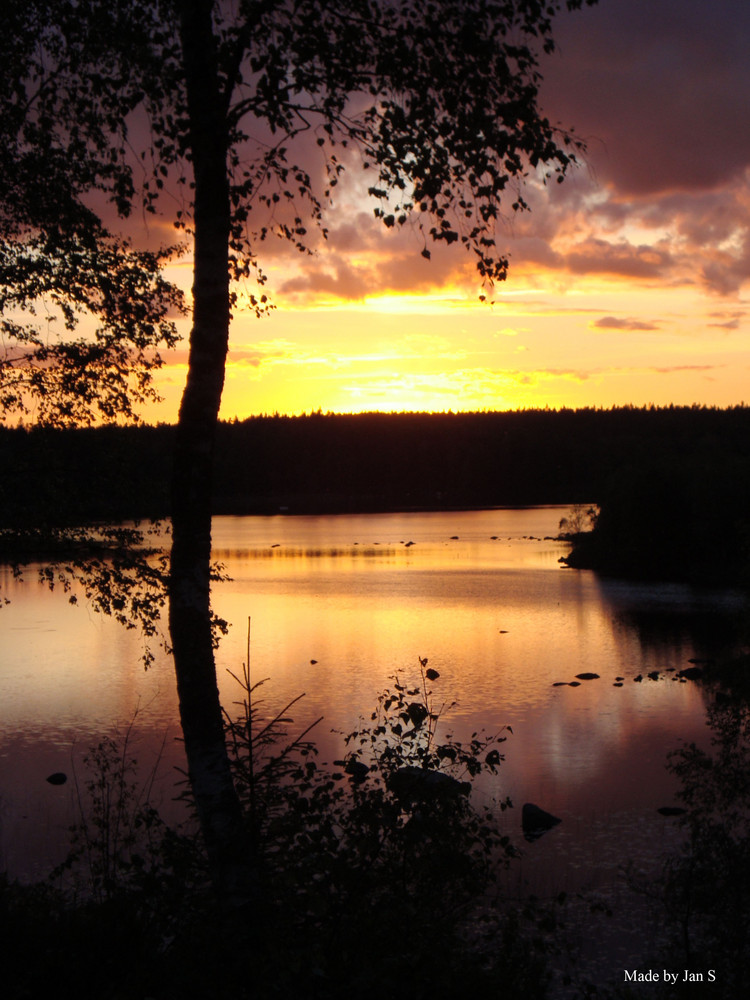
[406, 702, 429, 727]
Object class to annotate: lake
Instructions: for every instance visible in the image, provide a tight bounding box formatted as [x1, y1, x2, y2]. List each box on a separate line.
[0, 507, 745, 900]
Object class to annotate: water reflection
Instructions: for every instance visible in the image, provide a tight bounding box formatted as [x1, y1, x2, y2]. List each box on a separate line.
[0, 508, 745, 887]
[597, 576, 747, 660]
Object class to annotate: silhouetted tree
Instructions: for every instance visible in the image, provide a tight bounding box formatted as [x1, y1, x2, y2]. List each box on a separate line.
[0, 0, 595, 899]
[0, 4, 184, 425]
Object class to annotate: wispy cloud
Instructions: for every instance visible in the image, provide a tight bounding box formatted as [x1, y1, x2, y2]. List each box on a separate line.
[592, 316, 661, 332]
[149, 0, 750, 419]
[707, 308, 747, 330]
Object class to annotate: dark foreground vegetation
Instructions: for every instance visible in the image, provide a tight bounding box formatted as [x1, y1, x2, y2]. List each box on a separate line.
[0, 665, 551, 1000]
[2, 403, 749, 995]
[3, 404, 750, 585]
[560, 408, 750, 586]
[3, 657, 750, 999]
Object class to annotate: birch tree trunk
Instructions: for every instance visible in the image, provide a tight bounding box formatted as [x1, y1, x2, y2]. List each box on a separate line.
[169, 0, 250, 901]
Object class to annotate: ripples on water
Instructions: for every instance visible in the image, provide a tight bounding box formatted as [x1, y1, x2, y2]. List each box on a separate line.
[0, 507, 744, 900]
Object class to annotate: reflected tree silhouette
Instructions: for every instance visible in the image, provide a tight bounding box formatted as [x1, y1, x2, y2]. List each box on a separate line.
[627, 692, 750, 997]
[1, 0, 596, 899]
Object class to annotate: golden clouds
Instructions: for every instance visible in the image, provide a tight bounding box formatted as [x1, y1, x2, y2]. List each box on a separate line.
[143, 0, 750, 420]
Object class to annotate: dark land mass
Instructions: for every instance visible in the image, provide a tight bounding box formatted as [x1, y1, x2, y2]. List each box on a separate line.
[2, 407, 750, 994]
[2, 405, 750, 585]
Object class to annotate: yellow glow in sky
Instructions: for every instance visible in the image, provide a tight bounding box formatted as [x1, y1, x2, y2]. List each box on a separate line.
[145, 0, 750, 423]
[148, 267, 749, 421]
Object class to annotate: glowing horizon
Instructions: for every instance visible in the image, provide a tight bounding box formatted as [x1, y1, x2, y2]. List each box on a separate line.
[106, 1, 750, 424]
[147, 261, 749, 421]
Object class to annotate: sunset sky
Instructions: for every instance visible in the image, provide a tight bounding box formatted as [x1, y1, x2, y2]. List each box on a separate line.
[153, 0, 750, 420]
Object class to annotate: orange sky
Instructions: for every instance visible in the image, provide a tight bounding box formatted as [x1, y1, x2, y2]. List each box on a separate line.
[144, 0, 750, 420]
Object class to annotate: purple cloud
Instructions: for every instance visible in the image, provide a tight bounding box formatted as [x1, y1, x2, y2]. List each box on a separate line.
[593, 316, 661, 332]
[543, 0, 750, 196]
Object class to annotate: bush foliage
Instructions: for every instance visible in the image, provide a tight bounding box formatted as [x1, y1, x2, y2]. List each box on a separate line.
[2, 663, 556, 999]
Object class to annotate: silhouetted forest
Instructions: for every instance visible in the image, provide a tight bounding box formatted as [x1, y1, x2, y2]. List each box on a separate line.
[3, 405, 750, 584]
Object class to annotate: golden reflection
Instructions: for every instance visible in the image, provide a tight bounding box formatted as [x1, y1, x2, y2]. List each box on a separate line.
[2, 507, 743, 900]
[212, 545, 404, 561]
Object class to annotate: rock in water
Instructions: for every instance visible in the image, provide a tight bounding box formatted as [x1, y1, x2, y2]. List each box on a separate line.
[46, 772, 67, 785]
[522, 802, 562, 842]
[677, 666, 704, 681]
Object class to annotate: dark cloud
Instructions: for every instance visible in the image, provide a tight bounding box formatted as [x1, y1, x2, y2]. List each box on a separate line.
[279, 258, 372, 300]
[230, 0, 750, 304]
[503, 363, 722, 389]
[544, 0, 750, 197]
[592, 316, 660, 332]
[564, 237, 672, 279]
[502, 368, 593, 386]
[278, 237, 469, 300]
[507, 236, 564, 270]
[649, 365, 718, 375]
[707, 308, 747, 330]
[222, 342, 299, 369]
[700, 253, 750, 297]
[327, 213, 382, 252]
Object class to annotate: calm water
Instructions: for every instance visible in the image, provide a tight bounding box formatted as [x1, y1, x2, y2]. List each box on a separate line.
[0, 507, 745, 891]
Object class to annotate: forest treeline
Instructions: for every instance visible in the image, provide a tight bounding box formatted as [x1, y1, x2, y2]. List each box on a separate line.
[2, 405, 750, 526]
[2, 405, 750, 584]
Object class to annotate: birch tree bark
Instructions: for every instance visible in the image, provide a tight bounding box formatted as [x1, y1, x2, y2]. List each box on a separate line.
[169, 0, 251, 899]
[1, 0, 594, 903]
